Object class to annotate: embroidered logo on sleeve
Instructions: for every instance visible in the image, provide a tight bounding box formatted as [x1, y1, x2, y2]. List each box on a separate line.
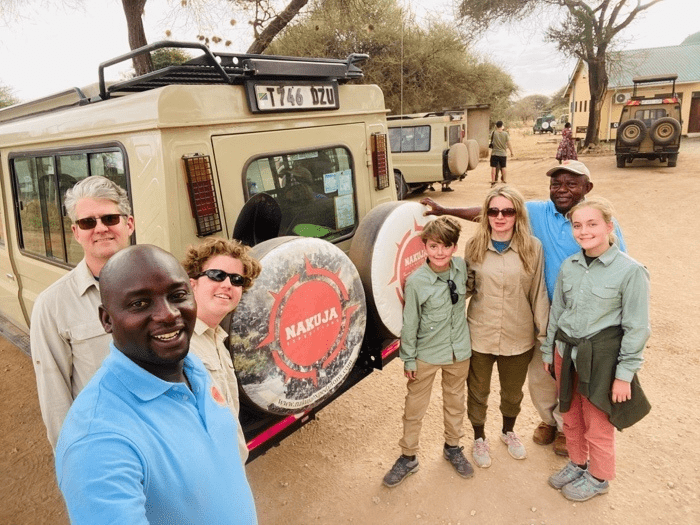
[210, 385, 227, 406]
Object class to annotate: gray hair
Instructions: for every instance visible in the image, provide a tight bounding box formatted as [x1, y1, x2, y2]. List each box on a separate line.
[64, 176, 131, 222]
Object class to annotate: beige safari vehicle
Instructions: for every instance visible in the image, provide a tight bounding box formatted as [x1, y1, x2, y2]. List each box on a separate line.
[615, 75, 682, 168]
[387, 109, 484, 199]
[0, 41, 436, 459]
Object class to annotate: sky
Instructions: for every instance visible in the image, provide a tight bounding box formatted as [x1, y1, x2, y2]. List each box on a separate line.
[0, 0, 698, 103]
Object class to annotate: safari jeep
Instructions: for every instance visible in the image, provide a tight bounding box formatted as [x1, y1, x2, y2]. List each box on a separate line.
[615, 75, 682, 168]
[0, 42, 435, 460]
[387, 109, 484, 199]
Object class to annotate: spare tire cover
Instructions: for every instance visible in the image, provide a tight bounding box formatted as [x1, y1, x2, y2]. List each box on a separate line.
[349, 202, 431, 339]
[229, 236, 367, 415]
[466, 139, 479, 170]
[447, 142, 469, 176]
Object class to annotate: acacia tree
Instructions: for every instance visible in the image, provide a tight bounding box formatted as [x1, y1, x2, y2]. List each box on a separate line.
[1, 84, 20, 108]
[457, 0, 664, 146]
[268, 0, 516, 115]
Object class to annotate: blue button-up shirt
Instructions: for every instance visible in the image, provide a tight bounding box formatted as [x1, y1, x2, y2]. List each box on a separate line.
[526, 200, 627, 300]
[56, 345, 257, 525]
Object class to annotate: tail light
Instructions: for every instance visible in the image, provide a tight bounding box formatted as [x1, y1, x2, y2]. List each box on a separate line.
[182, 153, 223, 237]
[371, 132, 390, 190]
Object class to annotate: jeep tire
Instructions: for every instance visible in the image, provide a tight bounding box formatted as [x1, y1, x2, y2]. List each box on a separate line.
[618, 119, 647, 146]
[650, 117, 681, 146]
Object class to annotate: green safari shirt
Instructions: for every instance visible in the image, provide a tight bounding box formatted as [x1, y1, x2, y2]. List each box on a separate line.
[400, 257, 471, 371]
[541, 244, 651, 382]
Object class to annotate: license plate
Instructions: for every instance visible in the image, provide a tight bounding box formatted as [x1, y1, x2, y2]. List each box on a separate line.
[248, 81, 339, 113]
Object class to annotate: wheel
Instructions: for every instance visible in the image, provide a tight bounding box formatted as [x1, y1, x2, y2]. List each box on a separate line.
[616, 155, 625, 168]
[230, 237, 366, 415]
[349, 202, 432, 340]
[447, 142, 469, 177]
[668, 153, 678, 167]
[394, 170, 408, 200]
[650, 117, 681, 146]
[411, 184, 429, 195]
[618, 119, 647, 146]
[465, 139, 480, 170]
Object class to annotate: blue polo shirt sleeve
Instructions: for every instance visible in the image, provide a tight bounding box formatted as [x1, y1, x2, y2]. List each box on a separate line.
[57, 434, 149, 525]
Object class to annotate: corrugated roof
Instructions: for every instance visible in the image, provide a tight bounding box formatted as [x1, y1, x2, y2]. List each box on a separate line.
[609, 43, 700, 87]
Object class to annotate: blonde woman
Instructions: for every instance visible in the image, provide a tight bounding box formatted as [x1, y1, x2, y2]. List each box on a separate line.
[464, 185, 549, 468]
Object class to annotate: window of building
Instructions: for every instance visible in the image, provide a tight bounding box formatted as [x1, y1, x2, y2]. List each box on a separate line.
[245, 146, 357, 240]
[448, 125, 463, 146]
[10, 147, 128, 266]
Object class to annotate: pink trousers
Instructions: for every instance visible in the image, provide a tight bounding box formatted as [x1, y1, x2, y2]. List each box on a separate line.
[555, 351, 616, 480]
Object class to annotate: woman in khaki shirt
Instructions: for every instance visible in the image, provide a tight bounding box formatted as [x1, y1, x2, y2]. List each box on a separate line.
[464, 185, 549, 469]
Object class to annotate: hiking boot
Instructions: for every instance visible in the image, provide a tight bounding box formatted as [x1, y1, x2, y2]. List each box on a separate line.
[532, 422, 557, 445]
[548, 461, 587, 489]
[561, 471, 610, 502]
[500, 431, 527, 459]
[382, 455, 419, 488]
[472, 438, 491, 468]
[553, 431, 569, 457]
[443, 445, 474, 479]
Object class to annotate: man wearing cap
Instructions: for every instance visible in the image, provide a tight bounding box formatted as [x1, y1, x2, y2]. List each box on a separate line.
[420, 160, 626, 456]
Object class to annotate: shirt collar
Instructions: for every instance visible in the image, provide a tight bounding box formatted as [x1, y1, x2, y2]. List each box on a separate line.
[571, 243, 620, 267]
[546, 199, 569, 220]
[423, 259, 460, 284]
[488, 238, 518, 253]
[105, 342, 206, 402]
[74, 258, 100, 296]
[194, 317, 227, 344]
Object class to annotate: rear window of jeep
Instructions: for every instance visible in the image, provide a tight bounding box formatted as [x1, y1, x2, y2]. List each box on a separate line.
[388, 126, 431, 153]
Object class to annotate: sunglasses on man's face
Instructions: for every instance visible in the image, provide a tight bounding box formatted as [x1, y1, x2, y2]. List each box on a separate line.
[447, 279, 458, 305]
[486, 207, 517, 218]
[75, 213, 127, 230]
[195, 269, 251, 287]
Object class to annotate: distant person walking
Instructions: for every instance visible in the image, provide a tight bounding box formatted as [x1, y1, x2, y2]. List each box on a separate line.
[489, 121, 514, 187]
[556, 123, 578, 164]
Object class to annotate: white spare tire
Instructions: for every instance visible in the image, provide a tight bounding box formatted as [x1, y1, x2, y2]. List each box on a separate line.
[542, 121, 550, 130]
[229, 236, 367, 415]
[349, 202, 431, 339]
[447, 142, 469, 176]
[465, 139, 479, 170]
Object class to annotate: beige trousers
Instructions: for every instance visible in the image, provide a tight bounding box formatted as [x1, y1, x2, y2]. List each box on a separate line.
[527, 345, 564, 430]
[399, 357, 470, 456]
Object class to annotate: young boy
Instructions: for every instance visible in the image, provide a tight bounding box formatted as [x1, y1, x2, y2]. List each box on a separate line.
[383, 216, 473, 487]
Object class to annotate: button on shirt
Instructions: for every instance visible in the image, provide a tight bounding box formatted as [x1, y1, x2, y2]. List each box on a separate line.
[466, 239, 549, 356]
[30, 258, 112, 449]
[55, 345, 257, 525]
[541, 244, 651, 382]
[527, 200, 627, 300]
[400, 257, 471, 371]
[189, 318, 249, 464]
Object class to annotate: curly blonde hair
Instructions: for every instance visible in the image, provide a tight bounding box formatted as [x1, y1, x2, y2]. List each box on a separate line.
[182, 238, 262, 291]
[464, 185, 538, 274]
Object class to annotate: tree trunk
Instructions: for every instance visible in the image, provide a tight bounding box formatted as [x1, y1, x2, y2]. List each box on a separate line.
[247, 0, 310, 55]
[121, 0, 153, 75]
[584, 51, 609, 147]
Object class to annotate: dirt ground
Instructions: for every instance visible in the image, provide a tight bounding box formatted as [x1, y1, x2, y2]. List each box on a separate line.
[2, 129, 699, 525]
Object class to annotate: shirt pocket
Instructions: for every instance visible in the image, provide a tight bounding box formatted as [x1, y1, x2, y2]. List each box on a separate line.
[590, 285, 620, 312]
[68, 320, 111, 369]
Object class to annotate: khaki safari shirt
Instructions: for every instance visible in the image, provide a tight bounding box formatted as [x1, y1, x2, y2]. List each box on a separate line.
[466, 239, 549, 356]
[400, 257, 471, 371]
[189, 318, 249, 464]
[30, 258, 111, 449]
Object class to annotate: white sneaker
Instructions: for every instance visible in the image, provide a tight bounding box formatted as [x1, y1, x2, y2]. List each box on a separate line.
[472, 438, 491, 468]
[500, 431, 527, 460]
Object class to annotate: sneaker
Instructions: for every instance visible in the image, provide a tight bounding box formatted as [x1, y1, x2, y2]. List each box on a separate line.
[500, 431, 527, 460]
[382, 455, 419, 488]
[548, 460, 587, 489]
[472, 438, 491, 468]
[532, 422, 557, 445]
[553, 431, 569, 457]
[443, 446, 474, 479]
[561, 471, 610, 502]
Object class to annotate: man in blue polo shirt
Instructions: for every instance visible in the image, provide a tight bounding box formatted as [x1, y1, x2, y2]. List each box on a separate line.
[420, 160, 625, 457]
[55, 244, 257, 525]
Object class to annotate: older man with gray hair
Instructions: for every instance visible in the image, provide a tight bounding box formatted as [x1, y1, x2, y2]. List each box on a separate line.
[31, 176, 134, 448]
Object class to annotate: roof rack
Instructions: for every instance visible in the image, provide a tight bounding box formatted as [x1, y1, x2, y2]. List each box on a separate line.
[99, 41, 368, 100]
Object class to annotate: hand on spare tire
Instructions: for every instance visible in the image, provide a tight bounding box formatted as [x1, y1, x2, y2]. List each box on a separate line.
[420, 197, 443, 216]
[404, 369, 417, 381]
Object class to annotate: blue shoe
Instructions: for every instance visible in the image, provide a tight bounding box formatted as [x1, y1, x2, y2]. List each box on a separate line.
[561, 471, 610, 501]
[549, 461, 587, 489]
[444, 445, 474, 479]
[383, 455, 419, 487]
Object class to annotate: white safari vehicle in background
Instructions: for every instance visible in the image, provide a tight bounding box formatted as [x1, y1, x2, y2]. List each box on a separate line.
[0, 42, 435, 460]
[387, 108, 489, 199]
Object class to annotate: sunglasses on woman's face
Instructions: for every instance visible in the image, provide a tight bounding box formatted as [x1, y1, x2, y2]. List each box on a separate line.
[486, 207, 517, 218]
[74, 213, 127, 230]
[195, 269, 250, 287]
